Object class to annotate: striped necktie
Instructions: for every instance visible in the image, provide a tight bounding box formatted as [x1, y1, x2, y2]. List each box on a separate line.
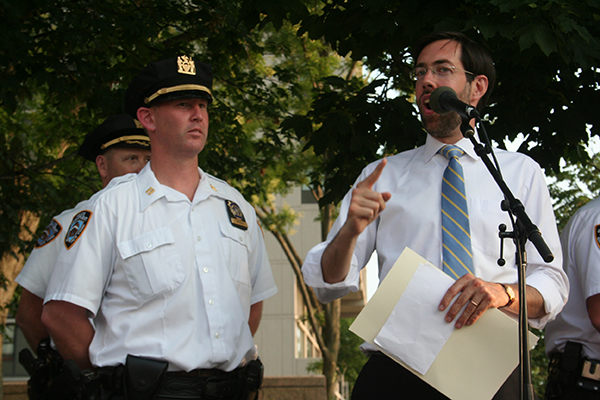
[439, 145, 473, 279]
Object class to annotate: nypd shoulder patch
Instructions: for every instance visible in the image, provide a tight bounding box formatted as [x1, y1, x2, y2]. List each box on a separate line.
[226, 200, 248, 231]
[595, 224, 600, 250]
[65, 211, 93, 250]
[35, 219, 62, 248]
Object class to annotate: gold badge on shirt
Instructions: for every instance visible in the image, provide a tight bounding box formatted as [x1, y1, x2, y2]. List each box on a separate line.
[226, 200, 248, 231]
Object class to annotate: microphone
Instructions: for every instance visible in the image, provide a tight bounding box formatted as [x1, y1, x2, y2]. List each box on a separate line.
[429, 86, 480, 120]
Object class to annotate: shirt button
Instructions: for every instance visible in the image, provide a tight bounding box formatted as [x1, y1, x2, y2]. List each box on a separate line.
[214, 332, 220, 339]
[197, 236, 201, 241]
[208, 300, 214, 305]
[203, 267, 209, 273]
[146, 243, 153, 249]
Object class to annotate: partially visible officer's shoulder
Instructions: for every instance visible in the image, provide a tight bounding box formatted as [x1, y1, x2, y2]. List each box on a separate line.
[87, 172, 139, 206]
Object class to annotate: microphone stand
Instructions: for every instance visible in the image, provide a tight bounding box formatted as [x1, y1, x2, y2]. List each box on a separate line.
[460, 119, 553, 400]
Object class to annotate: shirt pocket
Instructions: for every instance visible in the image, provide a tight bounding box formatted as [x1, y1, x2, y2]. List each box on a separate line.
[117, 227, 185, 301]
[469, 198, 515, 264]
[218, 222, 252, 306]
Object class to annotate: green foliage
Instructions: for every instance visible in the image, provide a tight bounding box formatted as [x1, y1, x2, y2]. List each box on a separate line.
[548, 151, 600, 230]
[530, 328, 548, 399]
[280, 0, 600, 204]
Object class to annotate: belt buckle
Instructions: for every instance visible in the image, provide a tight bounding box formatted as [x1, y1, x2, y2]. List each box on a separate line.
[582, 360, 600, 381]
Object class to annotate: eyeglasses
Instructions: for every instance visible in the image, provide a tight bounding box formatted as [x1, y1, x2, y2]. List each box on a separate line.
[409, 64, 475, 81]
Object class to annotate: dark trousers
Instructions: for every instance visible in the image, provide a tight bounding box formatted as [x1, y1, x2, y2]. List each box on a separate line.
[545, 385, 600, 400]
[351, 353, 526, 400]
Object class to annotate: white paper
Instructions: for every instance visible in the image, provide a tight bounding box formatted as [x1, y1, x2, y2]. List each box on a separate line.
[373, 263, 457, 374]
[350, 247, 539, 400]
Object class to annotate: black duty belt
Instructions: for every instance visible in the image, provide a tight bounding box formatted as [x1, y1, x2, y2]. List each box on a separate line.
[548, 341, 600, 394]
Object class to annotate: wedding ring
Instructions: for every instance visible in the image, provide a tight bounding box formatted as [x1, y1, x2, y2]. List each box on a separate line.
[470, 300, 478, 307]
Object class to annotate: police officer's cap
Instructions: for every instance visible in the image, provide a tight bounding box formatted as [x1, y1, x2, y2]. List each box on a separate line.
[124, 56, 213, 118]
[78, 114, 151, 162]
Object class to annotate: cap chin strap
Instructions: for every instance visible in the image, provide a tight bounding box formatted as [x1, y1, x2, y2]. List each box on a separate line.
[144, 84, 212, 104]
[100, 135, 150, 150]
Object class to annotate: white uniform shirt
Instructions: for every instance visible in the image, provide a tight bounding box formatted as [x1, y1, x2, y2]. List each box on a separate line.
[16, 179, 121, 298]
[17, 204, 86, 298]
[546, 196, 600, 360]
[45, 163, 277, 372]
[302, 134, 567, 331]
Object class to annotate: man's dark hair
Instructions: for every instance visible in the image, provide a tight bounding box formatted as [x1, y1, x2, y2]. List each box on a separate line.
[413, 31, 496, 112]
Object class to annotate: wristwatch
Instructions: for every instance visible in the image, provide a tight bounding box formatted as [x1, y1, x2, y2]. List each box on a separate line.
[499, 283, 516, 308]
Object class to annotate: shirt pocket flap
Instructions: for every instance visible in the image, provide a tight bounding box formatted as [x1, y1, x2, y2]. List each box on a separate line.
[117, 227, 175, 260]
[218, 221, 249, 250]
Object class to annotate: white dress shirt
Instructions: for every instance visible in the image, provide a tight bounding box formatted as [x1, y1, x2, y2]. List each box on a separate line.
[546, 196, 600, 360]
[302, 134, 567, 330]
[45, 163, 277, 372]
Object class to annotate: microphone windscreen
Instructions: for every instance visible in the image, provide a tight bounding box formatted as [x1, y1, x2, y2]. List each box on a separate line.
[429, 86, 457, 114]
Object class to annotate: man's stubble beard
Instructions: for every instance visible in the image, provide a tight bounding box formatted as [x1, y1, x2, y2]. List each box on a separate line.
[422, 111, 462, 139]
[422, 83, 471, 139]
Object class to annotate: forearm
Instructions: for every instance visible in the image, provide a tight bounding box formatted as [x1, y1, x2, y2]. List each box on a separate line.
[15, 290, 48, 352]
[248, 301, 263, 336]
[586, 293, 600, 333]
[41, 300, 94, 370]
[499, 284, 546, 319]
[321, 224, 359, 284]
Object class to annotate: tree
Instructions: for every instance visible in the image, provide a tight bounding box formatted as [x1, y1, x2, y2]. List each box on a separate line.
[0, 2, 353, 398]
[260, 0, 600, 205]
[263, 1, 599, 398]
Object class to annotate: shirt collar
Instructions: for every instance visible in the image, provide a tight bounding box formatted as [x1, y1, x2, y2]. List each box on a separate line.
[137, 163, 228, 211]
[423, 130, 481, 163]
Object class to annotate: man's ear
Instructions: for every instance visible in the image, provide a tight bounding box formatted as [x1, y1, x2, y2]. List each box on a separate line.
[136, 107, 155, 131]
[470, 75, 489, 107]
[95, 154, 108, 181]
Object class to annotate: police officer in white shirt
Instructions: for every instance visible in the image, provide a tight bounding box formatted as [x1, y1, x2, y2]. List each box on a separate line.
[42, 56, 277, 400]
[545, 197, 600, 399]
[15, 114, 150, 399]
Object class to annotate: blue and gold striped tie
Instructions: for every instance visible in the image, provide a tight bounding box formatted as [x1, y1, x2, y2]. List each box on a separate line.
[439, 145, 473, 279]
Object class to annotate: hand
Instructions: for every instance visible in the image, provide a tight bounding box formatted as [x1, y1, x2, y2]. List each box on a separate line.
[343, 159, 392, 236]
[438, 275, 508, 329]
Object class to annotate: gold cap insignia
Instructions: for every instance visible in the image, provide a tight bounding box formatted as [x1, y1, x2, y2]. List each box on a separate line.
[177, 56, 196, 75]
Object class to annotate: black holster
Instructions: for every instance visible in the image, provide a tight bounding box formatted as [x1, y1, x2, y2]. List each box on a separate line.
[240, 358, 263, 400]
[125, 354, 168, 400]
[546, 341, 600, 399]
[18, 337, 78, 400]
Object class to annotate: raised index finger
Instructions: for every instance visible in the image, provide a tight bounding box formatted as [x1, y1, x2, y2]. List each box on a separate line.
[356, 158, 387, 190]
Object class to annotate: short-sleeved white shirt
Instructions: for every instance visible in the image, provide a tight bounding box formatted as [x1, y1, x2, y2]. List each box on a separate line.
[17, 203, 86, 298]
[45, 163, 277, 372]
[16, 178, 122, 298]
[546, 196, 600, 360]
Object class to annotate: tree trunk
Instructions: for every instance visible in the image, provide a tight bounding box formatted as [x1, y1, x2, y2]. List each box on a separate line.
[255, 196, 342, 399]
[322, 299, 341, 400]
[0, 210, 40, 395]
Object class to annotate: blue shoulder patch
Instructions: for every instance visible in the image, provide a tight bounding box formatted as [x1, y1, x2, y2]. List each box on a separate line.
[35, 219, 62, 248]
[65, 211, 92, 249]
